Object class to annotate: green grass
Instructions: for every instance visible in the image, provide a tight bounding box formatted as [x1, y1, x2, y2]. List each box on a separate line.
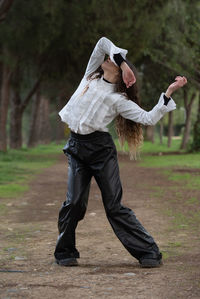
[162, 241, 184, 260]
[115, 136, 200, 168]
[0, 184, 29, 198]
[168, 171, 200, 190]
[161, 251, 170, 260]
[0, 142, 65, 198]
[140, 137, 183, 154]
[168, 241, 182, 248]
[139, 153, 200, 168]
[186, 197, 198, 205]
[115, 136, 183, 154]
[115, 137, 200, 168]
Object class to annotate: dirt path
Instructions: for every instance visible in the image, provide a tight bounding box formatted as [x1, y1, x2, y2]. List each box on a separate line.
[0, 154, 200, 299]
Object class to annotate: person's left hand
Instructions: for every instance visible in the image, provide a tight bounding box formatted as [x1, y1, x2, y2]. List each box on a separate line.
[166, 76, 187, 97]
[121, 62, 136, 88]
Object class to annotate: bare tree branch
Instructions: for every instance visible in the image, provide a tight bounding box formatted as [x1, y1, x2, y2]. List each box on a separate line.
[21, 74, 43, 112]
[155, 59, 200, 89]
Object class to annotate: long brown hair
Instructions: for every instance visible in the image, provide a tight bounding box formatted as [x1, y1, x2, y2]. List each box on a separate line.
[87, 60, 143, 160]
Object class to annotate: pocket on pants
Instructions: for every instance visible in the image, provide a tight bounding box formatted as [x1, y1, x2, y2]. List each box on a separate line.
[63, 140, 70, 156]
[63, 139, 79, 156]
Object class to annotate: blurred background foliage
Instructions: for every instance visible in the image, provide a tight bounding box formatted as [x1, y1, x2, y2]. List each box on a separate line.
[0, 0, 200, 152]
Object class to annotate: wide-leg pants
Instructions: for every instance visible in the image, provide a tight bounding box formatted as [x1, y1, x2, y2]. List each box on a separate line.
[54, 130, 161, 262]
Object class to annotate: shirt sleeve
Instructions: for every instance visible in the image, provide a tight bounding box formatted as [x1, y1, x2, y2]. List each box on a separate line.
[84, 37, 128, 78]
[115, 92, 176, 126]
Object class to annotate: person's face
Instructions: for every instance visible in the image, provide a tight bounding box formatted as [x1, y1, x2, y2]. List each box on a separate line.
[101, 56, 120, 75]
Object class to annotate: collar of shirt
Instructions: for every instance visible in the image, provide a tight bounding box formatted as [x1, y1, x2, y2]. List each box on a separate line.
[97, 76, 116, 92]
[103, 77, 112, 84]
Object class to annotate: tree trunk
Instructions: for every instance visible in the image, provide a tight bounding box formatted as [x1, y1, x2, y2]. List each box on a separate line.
[144, 125, 155, 143]
[180, 90, 196, 150]
[167, 111, 173, 148]
[0, 62, 11, 151]
[55, 96, 65, 142]
[159, 118, 163, 145]
[9, 90, 23, 149]
[9, 68, 42, 149]
[180, 108, 192, 149]
[192, 93, 200, 151]
[36, 96, 51, 144]
[27, 88, 41, 147]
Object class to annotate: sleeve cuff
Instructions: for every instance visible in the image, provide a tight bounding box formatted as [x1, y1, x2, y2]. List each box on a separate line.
[163, 94, 171, 106]
[157, 93, 176, 112]
[113, 53, 125, 67]
[109, 43, 128, 66]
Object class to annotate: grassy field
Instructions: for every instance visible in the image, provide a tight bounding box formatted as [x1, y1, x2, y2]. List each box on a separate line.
[115, 136, 184, 154]
[0, 138, 200, 199]
[116, 136, 200, 168]
[140, 153, 200, 168]
[137, 138, 200, 188]
[0, 142, 65, 198]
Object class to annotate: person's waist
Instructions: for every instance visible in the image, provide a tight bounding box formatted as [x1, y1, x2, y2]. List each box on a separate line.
[70, 130, 110, 140]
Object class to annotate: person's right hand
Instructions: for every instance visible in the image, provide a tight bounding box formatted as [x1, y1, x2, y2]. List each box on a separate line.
[121, 62, 136, 88]
[165, 76, 187, 97]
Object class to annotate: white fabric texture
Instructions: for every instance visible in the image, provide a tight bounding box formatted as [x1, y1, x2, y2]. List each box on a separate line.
[59, 37, 176, 134]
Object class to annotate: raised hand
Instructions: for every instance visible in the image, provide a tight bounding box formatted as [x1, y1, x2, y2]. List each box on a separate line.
[121, 62, 136, 88]
[165, 76, 187, 97]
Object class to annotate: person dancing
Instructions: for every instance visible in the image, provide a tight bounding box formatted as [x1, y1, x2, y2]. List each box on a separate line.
[54, 37, 187, 268]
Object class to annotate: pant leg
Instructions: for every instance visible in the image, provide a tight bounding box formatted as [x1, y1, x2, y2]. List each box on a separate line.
[54, 153, 92, 260]
[92, 142, 160, 261]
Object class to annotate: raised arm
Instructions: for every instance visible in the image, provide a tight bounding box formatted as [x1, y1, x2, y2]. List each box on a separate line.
[115, 93, 175, 126]
[84, 37, 128, 78]
[115, 76, 187, 126]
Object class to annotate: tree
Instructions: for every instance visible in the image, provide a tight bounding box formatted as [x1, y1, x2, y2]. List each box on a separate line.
[145, 0, 200, 149]
[0, 0, 46, 149]
[0, 0, 107, 149]
[0, 0, 199, 150]
[167, 112, 174, 148]
[191, 93, 200, 151]
[180, 89, 196, 149]
[0, 53, 12, 151]
[27, 88, 41, 147]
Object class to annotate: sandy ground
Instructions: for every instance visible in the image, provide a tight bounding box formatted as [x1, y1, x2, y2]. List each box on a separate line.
[0, 153, 200, 299]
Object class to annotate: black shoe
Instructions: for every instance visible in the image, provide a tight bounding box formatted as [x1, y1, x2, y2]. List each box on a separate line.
[56, 257, 78, 267]
[139, 253, 163, 268]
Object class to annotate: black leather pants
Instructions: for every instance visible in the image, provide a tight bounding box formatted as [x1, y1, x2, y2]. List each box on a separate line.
[54, 131, 161, 261]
